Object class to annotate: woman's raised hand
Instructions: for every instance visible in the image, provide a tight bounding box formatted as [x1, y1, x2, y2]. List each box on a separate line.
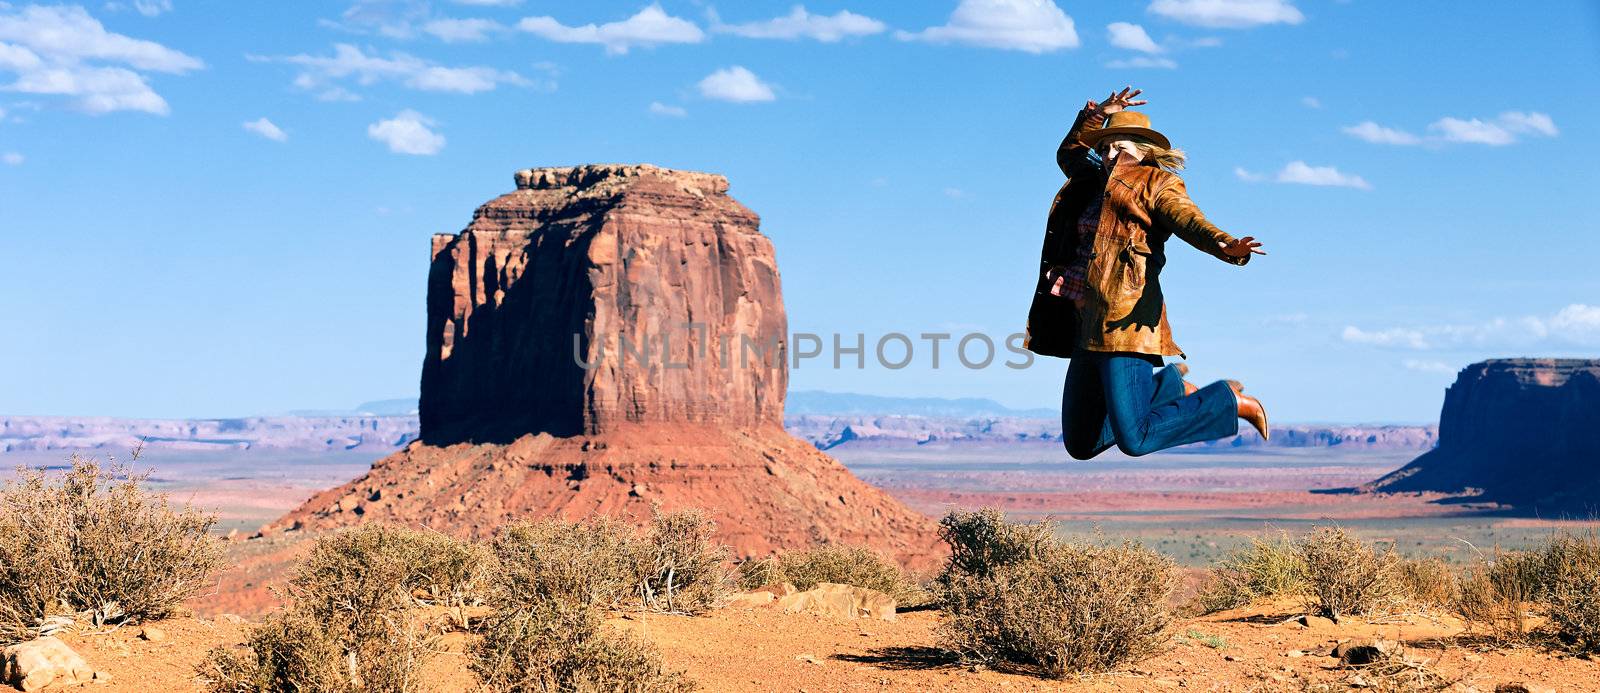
[1095, 86, 1147, 115]
[1219, 236, 1267, 258]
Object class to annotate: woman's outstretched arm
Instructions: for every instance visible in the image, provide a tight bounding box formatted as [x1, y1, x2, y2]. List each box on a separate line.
[1056, 87, 1146, 176]
[1151, 178, 1265, 266]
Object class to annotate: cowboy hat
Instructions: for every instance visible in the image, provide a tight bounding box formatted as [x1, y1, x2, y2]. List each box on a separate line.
[1080, 110, 1171, 150]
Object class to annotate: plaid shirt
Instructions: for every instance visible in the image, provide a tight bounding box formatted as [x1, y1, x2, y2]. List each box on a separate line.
[1058, 191, 1103, 302]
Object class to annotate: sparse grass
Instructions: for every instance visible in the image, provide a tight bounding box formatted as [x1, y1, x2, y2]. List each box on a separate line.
[736, 545, 923, 606]
[469, 599, 697, 693]
[936, 508, 1177, 678]
[1192, 532, 1305, 614]
[1296, 526, 1402, 619]
[1177, 628, 1229, 649]
[1529, 530, 1600, 653]
[0, 453, 224, 644]
[636, 508, 732, 615]
[1394, 556, 1456, 609]
[199, 525, 475, 692]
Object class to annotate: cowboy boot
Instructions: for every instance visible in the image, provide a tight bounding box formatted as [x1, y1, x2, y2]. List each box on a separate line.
[1234, 387, 1269, 440]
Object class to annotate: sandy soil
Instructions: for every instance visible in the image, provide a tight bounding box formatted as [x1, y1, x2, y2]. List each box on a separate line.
[24, 597, 1599, 693]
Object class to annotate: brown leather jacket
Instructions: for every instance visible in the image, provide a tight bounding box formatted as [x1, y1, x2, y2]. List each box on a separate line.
[1027, 106, 1250, 359]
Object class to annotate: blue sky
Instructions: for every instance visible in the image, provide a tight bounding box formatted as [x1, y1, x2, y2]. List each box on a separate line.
[2, 0, 1597, 423]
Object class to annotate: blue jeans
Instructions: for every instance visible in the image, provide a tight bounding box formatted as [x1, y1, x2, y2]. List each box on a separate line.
[1062, 351, 1239, 459]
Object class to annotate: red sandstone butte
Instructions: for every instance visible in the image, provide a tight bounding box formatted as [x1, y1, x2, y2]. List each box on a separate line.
[264, 164, 940, 565]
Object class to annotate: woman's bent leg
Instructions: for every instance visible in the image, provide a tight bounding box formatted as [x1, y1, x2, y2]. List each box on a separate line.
[1102, 354, 1239, 457]
[1062, 353, 1115, 460]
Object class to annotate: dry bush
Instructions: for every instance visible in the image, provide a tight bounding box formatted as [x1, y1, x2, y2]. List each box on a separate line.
[1192, 532, 1306, 614]
[199, 525, 462, 693]
[736, 545, 923, 605]
[0, 454, 223, 644]
[1394, 557, 1456, 609]
[1531, 530, 1600, 653]
[935, 507, 1054, 587]
[201, 605, 430, 693]
[936, 509, 1178, 677]
[491, 516, 641, 608]
[1453, 553, 1534, 642]
[1296, 526, 1401, 619]
[635, 508, 732, 615]
[491, 509, 729, 614]
[469, 599, 696, 693]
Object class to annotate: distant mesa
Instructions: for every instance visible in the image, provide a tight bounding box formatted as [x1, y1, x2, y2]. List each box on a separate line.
[1359, 358, 1600, 515]
[262, 164, 941, 565]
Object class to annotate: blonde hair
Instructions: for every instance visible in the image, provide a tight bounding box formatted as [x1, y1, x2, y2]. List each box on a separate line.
[1131, 137, 1187, 171]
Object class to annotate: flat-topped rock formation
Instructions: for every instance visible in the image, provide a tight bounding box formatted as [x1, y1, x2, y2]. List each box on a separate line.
[265, 164, 941, 565]
[1361, 358, 1600, 513]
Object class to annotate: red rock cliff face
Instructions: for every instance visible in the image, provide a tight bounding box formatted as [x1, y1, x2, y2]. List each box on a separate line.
[268, 165, 940, 566]
[421, 164, 785, 443]
[1363, 358, 1600, 514]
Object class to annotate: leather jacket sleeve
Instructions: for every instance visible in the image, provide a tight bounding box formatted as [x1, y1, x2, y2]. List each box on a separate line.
[1056, 101, 1106, 178]
[1151, 177, 1250, 266]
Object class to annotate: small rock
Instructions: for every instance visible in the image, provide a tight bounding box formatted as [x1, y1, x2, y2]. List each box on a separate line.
[2, 637, 95, 692]
[1223, 655, 1239, 662]
[1496, 684, 1555, 693]
[140, 626, 166, 642]
[795, 654, 823, 665]
[1464, 653, 1484, 662]
[1284, 650, 1307, 658]
[93, 671, 111, 682]
[219, 614, 246, 624]
[724, 590, 776, 609]
[776, 583, 896, 621]
[1297, 614, 1337, 629]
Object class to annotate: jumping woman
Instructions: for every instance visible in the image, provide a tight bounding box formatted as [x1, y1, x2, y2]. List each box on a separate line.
[1025, 86, 1271, 459]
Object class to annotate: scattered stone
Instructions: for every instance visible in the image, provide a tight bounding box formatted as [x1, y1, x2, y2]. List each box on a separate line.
[1284, 650, 1307, 658]
[776, 583, 897, 621]
[2, 637, 95, 692]
[1336, 639, 1400, 667]
[1297, 614, 1337, 629]
[724, 590, 776, 609]
[1224, 655, 1239, 662]
[139, 626, 166, 642]
[795, 654, 823, 665]
[1496, 684, 1555, 693]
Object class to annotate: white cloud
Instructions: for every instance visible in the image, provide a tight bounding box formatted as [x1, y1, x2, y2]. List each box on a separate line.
[1343, 304, 1600, 351]
[1341, 121, 1420, 146]
[647, 101, 686, 117]
[1232, 166, 1263, 182]
[367, 109, 444, 155]
[943, 187, 967, 199]
[1429, 111, 1558, 146]
[1300, 95, 1321, 109]
[1106, 55, 1177, 69]
[422, 17, 507, 42]
[1107, 22, 1161, 52]
[242, 117, 287, 142]
[0, 4, 201, 115]
[1147, 0, 1304, 28]
[1343, 326, 1428, 349]
[518, 4, 703, 55]
[713, 6, 886, 42]
[254, 44, 532, 98]
[1275, 160, 1371, 189]
[450, 0, 521, 5]
[1402, 359, 1455, 375]
[2, 151, 22, 165]
[104, 0, 173, 17]
[896, 0, 1078, 53]
[697, 65, 774, 103]
[324, 0, 430, 39]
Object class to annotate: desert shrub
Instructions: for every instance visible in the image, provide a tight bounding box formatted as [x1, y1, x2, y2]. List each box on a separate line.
[736, 545, 923, 605]
[936, 509, 1178, 677]
[1395, 556, 1456, 609]
[469, 599, 696, 693]
[636, 508, 733, 614]
[1531, 530, 1600, 653]
[1454, 552, 1535, 642]
[1296, 526, 1401, 618]
[0, 454, 224, 643]
[199, 525, 459, 693]
[1192, 532, 1306, 614]
[490, 509, 730, 614]
[491, 516, 641, 608]
[201, 605, 430, 693]
[936, 507, 1054, 587]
